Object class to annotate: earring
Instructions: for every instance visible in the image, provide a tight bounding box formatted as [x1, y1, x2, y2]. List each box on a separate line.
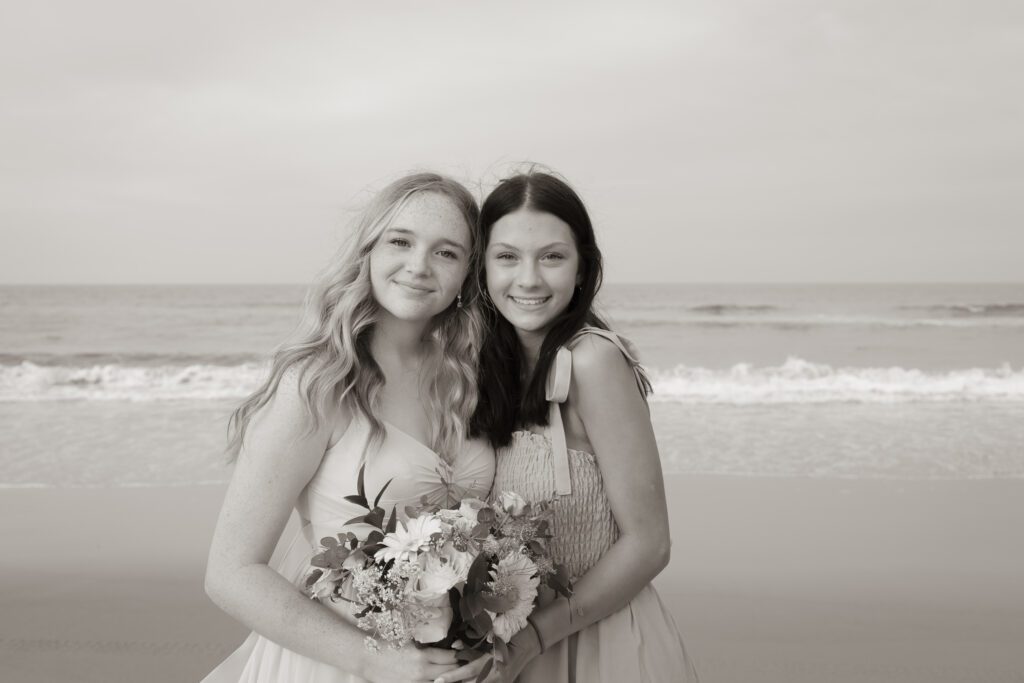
[456, 293, 463, 309]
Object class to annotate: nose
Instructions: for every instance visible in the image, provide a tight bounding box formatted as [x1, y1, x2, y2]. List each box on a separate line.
[514, 259, 542, 289]
[404, 246, 432, 277]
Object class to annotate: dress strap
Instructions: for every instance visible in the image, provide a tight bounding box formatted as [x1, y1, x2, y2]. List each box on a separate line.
[569, 326, 650, 399]
[541, 326, 650, 497]
[543, 346, 573, 496]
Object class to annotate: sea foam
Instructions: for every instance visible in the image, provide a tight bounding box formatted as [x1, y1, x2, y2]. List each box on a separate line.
[3, 358, 1024, 404]
[648, 358, 1024, 404]
[0, 362, 267, 401]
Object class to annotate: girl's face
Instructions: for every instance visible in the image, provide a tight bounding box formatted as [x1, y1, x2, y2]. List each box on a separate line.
[369, 192, 471, 324]
[485, 209, 580, 341]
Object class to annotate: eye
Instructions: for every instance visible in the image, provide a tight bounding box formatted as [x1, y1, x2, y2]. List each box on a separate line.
[542, 252, 566, 261]
[389, 237, 411, 248]
[436, 249, 459, 260]
[493, 252, 516, 261]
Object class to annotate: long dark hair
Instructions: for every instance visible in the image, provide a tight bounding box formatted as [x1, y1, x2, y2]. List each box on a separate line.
[470, 171, 611, 448]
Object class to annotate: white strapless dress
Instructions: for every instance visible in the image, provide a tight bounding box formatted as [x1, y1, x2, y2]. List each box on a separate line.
[202, 417, 495, 682]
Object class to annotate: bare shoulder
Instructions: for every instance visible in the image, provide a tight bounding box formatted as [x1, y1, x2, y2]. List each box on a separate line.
[568, 333, 636, 392]
[249, 359, 349, 446]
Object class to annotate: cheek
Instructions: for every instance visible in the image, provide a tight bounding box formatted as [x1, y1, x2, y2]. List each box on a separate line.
[367, 249, 387, 280]
[485, 267, 508, 299]
[440, 260, 470, 291]
[552, 266, 579, 297]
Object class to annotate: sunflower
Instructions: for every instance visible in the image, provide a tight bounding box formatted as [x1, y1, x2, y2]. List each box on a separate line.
[486, 552, 540, 642]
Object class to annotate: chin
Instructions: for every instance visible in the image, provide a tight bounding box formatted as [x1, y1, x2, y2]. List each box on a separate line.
[379, 300, 443, 322]
[503, 314, 555, 335]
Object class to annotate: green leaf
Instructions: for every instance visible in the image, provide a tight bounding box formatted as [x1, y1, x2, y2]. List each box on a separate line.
[362, 542, 385, 556]
[356, 463, 367, 502]
[324, 546, 350, 567]
[373, 478, 394, 509]
[475, 657, 493, 682]
[477, 508, 495, 524]
[320, 536, 338, 549]
[304, 569, 323, 588]
[364, 506, 385, 529]
[466, 553, 491, 591]
[310, 553, 329, 568]
[343, 494, 369, 509]
[385, 506, 398, 534]
[366, 530, 384, 546]
[343, 514, 366, 526]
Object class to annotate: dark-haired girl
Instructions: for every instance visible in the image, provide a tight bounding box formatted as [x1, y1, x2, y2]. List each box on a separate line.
[442, 171, 699, 682]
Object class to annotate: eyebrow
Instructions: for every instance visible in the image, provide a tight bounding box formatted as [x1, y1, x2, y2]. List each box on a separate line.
[387, 227, 467, 252]
[488, 241, 573, 250]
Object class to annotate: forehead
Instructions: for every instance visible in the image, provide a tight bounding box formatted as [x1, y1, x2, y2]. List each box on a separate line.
[389, 192, 471, 246]
[488, 209, 575, 248]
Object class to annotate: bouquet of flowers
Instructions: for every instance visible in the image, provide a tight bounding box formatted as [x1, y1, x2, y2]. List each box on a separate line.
[304, 465, 572, 678]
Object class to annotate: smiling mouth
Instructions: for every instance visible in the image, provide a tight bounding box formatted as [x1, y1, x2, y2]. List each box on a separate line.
[509, 295, 551, 307]
[395, 281, 433, 293]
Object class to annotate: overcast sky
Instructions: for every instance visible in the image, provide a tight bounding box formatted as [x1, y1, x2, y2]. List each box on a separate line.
[1, 0, 1021, 284]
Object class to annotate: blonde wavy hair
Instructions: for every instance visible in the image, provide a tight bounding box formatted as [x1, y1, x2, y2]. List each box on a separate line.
[227, 172, 484, 463]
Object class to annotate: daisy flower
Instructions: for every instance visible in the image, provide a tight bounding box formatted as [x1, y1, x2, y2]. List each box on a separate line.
[377, 515, 442, 565]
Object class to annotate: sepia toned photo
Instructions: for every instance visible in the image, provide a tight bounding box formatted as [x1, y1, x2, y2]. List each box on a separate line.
[2, 2, 1022, 682]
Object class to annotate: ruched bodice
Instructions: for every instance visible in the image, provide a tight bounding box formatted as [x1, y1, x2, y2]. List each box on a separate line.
[493, 431, 617, 581]
[203, 416, 495, 683]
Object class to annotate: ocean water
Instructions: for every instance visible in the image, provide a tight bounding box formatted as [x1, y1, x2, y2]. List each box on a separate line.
[1, 283, 1022, 487]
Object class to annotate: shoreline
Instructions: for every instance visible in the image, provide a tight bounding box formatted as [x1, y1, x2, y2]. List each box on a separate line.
[2, 476, 1023, 682]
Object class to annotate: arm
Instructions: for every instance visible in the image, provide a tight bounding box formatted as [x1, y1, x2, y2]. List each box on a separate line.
[493, 336, 672, 680]
[204, 370, 457, 682]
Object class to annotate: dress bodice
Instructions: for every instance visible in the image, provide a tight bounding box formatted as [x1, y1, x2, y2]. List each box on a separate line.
[493, 431, 618, 581]
[492, 326, 650, 581]
[297, 416, 495, 542]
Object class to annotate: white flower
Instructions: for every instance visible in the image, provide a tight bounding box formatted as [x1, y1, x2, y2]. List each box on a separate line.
[496, 491, 527, 517]
[458, 498, 488, 524]
[410, 594, 453, 644]
[437, 542, 475, 582]
[307, 568, 343, 600]
[486, 552, 539, 642]
[410, 552, 463, 600]
[377, 515, 442, 565]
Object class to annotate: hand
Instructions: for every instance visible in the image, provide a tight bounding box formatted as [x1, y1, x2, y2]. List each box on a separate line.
[446, 625, 543, 683]
[433, 652, 492, 683]
[479, 625, 544, 682]
[361, 644, 460, 683]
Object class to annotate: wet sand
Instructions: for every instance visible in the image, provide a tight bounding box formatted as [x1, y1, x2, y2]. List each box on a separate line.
[1, 476, 1022, 682]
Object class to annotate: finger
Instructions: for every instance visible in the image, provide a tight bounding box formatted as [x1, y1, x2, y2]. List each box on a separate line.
[433, 653, 492, 683]
[415, 661, 463, 682]
[420, 646, 459, 665]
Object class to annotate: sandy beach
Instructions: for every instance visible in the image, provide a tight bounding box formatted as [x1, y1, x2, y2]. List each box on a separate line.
[2, 476, 1023, 683]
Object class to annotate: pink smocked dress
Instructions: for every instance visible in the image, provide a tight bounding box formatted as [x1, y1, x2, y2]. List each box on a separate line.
[203, 416, 495, 683]
[493, 327, 699, 682]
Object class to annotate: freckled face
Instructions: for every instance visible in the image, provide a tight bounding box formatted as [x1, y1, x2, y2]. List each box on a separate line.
[369, 192, 472, 323]
[485, 209, 580, 338]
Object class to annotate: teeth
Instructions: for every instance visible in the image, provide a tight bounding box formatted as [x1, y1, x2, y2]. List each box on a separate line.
[510, 296, 550, 306]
